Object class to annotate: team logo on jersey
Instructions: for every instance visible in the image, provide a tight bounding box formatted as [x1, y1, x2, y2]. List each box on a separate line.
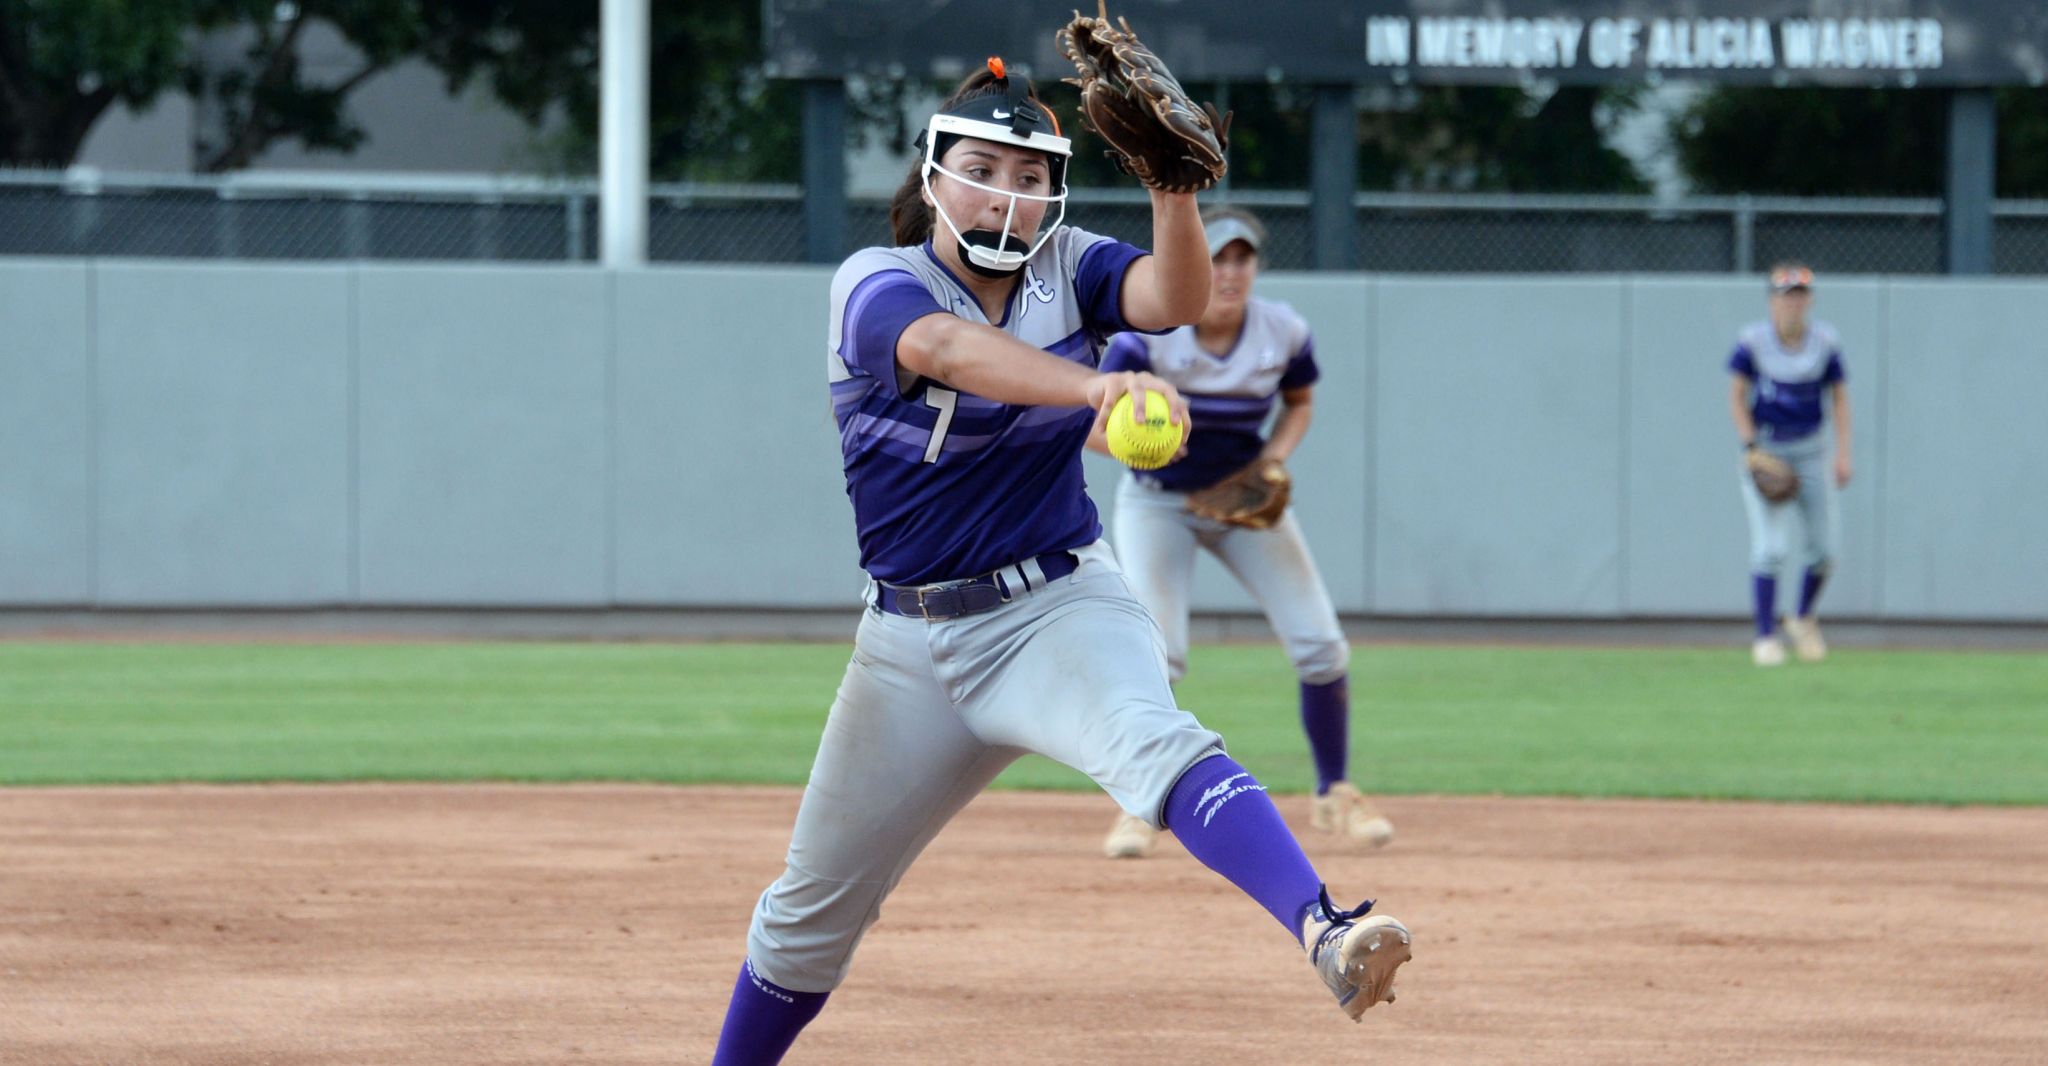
[1023, 266, 1056, 305]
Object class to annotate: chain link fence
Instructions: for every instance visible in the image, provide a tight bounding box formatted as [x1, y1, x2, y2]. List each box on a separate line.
[5, 169, 2046, 275]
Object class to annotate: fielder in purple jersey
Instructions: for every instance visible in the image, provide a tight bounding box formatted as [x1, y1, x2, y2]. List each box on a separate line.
[711, 62, 1411, 1066]
[1092, 207, 1394, 861]
[1729, 262, 1853, 666]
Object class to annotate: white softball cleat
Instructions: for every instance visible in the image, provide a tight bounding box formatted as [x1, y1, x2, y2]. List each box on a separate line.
[1752, 637, 1786, 667]
[1302, 888, 1412, 1021]
[1782, 616, 1827, 662]
[1101, 811, 1158, 859]
[1311, 781, 1394, 848]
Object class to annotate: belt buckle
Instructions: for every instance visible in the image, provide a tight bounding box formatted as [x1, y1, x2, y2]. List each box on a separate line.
[915, 585, 948, 621]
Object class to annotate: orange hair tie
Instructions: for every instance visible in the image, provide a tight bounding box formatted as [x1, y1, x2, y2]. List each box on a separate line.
[987, 56, 1006, 79]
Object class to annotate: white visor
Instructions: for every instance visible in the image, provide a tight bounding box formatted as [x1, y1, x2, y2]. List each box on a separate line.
[1205, 217, 1263, 257]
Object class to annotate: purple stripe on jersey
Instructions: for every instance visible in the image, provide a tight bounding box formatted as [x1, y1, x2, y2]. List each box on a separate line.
[1730, 345, 1844, 443]
[970, 410, 1091, 449]
[1278, 340, 1320, 390]
[850, 434, 937, 466]
[1144, 429, 1266, 492]
[844, 406, 1090, 457]
[1193, 416, 1270, 435]
[1188, 394, 1275, 416]
[848, 402, 1053, 443]
[830, 378, 871, 416]
[846, 441, 1102, 584]
[844, 412, 938, 452]
[843, 271, 945, 382]
[1186, 404, 1275, 434]
[1013, 402, 1093, 428]
[1045, 328, 1094, 363]
[920, 406, 1061, 436]
[1075, 239, 1156, 336]
[1100, 333, 1152, 374]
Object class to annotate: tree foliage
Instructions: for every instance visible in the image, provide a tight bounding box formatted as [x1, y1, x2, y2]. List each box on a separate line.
[4, 0, 1646, 192]
[1359, 85, 1648, 192]
[1042, 80, 1646, 192]
[195, 1, 425, 171]
[1671, 87, 2048, 197]
[0, 1, 435, 170]
[0, 0, 189, 164]
[419, 0, 911, 181]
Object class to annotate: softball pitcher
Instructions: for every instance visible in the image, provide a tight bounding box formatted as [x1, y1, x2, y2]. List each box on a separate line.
[710, 62, 1409, 1066]
[1093, 207, 1392, 861]
[1729, 262, 1852, 666]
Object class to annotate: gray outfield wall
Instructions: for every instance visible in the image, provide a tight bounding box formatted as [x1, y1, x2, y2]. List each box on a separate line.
[3, 259, 2044, 620]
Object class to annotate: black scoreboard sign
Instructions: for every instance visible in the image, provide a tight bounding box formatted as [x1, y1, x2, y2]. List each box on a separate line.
[765, 1, 2048, 87]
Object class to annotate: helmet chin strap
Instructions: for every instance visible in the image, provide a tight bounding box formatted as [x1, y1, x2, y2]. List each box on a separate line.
[925, 168, 1033, 277]
[956, 230, 1030, 277]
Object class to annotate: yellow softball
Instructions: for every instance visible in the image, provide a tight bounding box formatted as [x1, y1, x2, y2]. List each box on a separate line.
[1105, 389, 1187, 471]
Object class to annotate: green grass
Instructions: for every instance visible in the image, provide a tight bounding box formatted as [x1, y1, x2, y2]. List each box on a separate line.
[1, 641, 2043, 804]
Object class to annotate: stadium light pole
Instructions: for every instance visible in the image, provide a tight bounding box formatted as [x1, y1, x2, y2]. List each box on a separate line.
[601, 0, 649, 267]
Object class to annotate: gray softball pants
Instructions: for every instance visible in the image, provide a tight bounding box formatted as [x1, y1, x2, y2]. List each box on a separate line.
[745, 540, 1225, 993]
[1739, 432, 1838, 576]
[1111, 476, 1350, 685]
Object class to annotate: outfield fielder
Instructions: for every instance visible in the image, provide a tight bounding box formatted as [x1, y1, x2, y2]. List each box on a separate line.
[709, 62, 1410, 1065]
[1092, 207, 1392, 860]
[1729, 262, 1852, 666]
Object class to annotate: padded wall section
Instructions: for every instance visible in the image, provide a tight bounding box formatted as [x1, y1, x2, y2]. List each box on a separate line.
[1373, 278, 1626, 615]
[0, 261, 94, 603]
[355, 267, 609, 604]
[94, 263, 351, 604]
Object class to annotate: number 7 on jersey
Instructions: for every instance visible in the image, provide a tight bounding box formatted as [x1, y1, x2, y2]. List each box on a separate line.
[922, 386, 957, 463]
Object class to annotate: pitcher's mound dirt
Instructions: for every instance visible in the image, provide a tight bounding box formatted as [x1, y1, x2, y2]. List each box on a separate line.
[2, 785, 2042, 1065]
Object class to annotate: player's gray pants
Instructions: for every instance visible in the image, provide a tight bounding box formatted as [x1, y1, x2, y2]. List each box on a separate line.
[746, 540, 1224, 993]
[1111, 476, 1349, 685]
[1739, 432, 1838, 577]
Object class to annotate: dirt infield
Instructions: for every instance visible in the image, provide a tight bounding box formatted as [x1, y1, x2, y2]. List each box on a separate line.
[2, 786, 2042, 1065]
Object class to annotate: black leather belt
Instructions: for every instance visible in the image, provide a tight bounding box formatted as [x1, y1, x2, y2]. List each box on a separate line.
[874, 551, 1080, 621]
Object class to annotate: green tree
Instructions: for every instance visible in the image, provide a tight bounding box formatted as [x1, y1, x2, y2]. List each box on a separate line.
[0, 0, 188, 164]
[1670, 87, 2048, 197]
[6, 0, 1649, 190]
[0, 1, 428, 170]
[1053, 81, 1646, 192]
[424, 0, 908, 181]
[193, 0, 425, 171]
[1361, 85, 1648, 192]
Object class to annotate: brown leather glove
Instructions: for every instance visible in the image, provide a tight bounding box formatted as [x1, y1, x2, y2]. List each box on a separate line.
[1185, 459, 1291, 529]
[1057, 2, 1231, 193]
[1745, 445, 1800, 503]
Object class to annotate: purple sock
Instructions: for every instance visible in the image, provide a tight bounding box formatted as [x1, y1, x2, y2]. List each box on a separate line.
[1298, 677, 1350, 795]
[1163, 754, 1325, 942]
[1752, 574, 1778, 637]
[711, 958, 829, 1066]
[1796, 565, 1828, 618]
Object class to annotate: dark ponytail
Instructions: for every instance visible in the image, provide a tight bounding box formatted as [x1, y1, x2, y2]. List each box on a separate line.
[887, 162, 936, 247]
[887, 68, 1052, 247]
